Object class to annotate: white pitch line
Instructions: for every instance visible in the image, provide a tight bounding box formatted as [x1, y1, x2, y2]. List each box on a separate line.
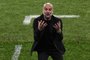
[11, 45, 22, 60]
[23, 16, 32, 25]
[23, 15, 80, 25]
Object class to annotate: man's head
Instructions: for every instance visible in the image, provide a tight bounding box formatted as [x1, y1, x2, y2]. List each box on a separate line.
[43, 3, 53, 19]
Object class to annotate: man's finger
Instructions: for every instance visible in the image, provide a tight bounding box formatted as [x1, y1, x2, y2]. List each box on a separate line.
[39, 20, 44, 26]
[43, 23, 47, 27]
[41, 21, 45, 25]
[38, 20, 42, 25]
[57, 21, 61, 28]
[53, 24, 58, 29]
[40, 20, 43, 25]
[38, 21, 40, 26]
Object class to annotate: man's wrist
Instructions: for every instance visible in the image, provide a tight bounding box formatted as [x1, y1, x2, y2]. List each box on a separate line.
[57, 29, 61, 33]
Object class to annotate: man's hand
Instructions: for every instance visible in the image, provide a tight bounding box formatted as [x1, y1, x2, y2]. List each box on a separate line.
[38, 20, 47, 31]
[53, 21, 61, 33]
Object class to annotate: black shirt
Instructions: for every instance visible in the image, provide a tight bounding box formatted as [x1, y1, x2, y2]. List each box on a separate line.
[33, 14, 63, 51]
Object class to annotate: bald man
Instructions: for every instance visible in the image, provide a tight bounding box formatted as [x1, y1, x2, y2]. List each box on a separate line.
[31, 3, 65, 60]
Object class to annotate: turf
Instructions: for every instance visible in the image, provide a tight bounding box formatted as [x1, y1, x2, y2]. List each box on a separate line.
[0, 0, 90, 60]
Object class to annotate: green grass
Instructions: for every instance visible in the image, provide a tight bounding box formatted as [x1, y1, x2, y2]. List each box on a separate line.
[0, 0, 90, 60]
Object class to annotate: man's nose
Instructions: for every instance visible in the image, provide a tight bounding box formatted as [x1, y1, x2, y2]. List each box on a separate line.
[47, 10, 50, 12]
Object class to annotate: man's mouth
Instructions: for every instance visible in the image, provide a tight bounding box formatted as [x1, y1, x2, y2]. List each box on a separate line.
[46, 13, 51, 16]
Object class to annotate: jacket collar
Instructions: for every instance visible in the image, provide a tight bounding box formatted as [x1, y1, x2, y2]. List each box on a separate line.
[40, 14, 54, 21]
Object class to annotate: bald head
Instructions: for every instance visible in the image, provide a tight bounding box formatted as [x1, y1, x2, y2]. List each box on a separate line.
[43, 3, 53, 8]
[43, 3, 53, 19]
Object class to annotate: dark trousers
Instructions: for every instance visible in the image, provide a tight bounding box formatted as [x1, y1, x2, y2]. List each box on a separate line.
[37, 51, 63, 60]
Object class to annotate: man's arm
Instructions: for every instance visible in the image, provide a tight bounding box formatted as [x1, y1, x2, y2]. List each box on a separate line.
[33, 19, 41, 41]
[33, 19, 47, 41]
[53, 19, 63, 40]
[53, 19, 63, 32]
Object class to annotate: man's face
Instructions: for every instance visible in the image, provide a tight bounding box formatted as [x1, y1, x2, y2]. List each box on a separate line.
[43, 4, 53, 19]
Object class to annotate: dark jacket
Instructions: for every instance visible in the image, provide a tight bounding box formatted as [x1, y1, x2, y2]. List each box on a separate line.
[31, 14, 65, 55]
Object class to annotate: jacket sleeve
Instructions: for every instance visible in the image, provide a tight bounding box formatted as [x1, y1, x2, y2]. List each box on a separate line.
[33, 18, 41, 41]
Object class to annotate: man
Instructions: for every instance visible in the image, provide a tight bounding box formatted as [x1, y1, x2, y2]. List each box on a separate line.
[31, 3, 65, 60]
